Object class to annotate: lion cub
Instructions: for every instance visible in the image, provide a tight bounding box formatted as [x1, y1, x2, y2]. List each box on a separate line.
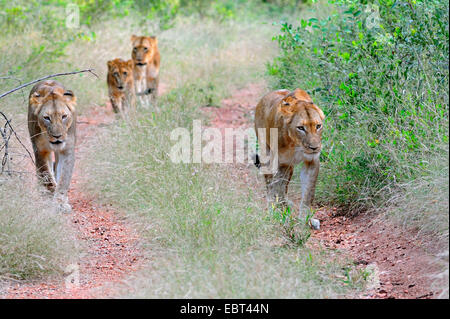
[254, 88, 325, 228]
[130, 35, 160, 105]
[28, 80, 77, 213]
[107, 58, 136, 115]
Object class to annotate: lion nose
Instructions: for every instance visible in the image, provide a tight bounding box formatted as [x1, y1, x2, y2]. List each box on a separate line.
[52, 134, 62, 139]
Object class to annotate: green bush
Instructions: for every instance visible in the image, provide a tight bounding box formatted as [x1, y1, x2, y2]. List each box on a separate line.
[269, 0, 449, 212]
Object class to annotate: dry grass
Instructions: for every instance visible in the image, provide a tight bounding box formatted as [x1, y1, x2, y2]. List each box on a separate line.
[0, 176, 78, 281]
[383, 147, 449, 242]
[382, 144, 449, 298]
[80, 16, 366, 298]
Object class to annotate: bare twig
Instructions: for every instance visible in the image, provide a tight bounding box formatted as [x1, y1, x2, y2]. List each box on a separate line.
[0, 111, 34, 166]
[0, 69, 98, 100]
[0, 122, 12, 175]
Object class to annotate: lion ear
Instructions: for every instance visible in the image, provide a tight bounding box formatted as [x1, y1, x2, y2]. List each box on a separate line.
[29, 92, 44, 116]
[292, 88, 313, 103]
[131, 34, 137, 43]
[150, 36, 158, 45]
[281, 95, 297, 107]
[63, 90, 77, 112]
[107, 60, 114, 70]
[278, 102, 295, 117]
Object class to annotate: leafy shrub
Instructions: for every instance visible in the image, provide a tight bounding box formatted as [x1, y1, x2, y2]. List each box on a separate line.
[269, 0, 449, 212]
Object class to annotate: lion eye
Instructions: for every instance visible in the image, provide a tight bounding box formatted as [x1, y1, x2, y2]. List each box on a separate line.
[44, 116, 51, 122]
[114, 72, 119, 76]
[123, 71, 127, 76]
[133, 48, 137, 52]
[297, 126, 306, 132]
[62, 114, 68, 120]
[143, 47, 148, 51]
[316, 124, 322, 130]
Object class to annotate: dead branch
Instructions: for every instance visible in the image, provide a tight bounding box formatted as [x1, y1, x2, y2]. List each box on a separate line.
[0, 68, 98, 100]
[0, 111, 35, 170]
[0, 120, 12, 175]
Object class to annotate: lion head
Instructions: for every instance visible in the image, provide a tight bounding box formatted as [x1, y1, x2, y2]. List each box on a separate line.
[279, 89, 325, 154]
[29, 80, 76, 149]
[131, 35, 158, 67]
[107, 58, 134, 91]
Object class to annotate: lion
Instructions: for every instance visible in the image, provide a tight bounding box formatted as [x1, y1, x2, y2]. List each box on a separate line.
[28, 80, 77, 213]
[130, 35, 160, 105]
[107, 58, 136, 115]
[254, 88, 325, 229]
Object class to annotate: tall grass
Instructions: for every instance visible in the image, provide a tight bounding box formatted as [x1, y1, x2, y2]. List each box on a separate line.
[0, 177, 78, 280]
[384, 145, 449, 241]
[81, 16, 366, 297]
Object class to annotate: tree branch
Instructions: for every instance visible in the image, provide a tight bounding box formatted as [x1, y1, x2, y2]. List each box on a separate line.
[0, 69, 98, 100]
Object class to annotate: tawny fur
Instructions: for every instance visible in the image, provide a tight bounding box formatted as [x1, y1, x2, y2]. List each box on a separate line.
[131, 35, 160, 105]
[28, 80, 77, 212]
[107, 58, 136, 115]
[254, 88, 325, 219]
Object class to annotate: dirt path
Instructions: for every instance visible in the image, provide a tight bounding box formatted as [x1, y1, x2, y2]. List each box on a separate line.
[5, 104, 143, 299]
[3, 83, 443, 299]
[203, 83, 443, 299]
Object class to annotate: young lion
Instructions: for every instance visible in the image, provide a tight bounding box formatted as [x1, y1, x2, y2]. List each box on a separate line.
[28, 80, 77, 213]
[130, 35, 160, 105]
[254, 88, 325, 228]
[107, 58, 136, 115]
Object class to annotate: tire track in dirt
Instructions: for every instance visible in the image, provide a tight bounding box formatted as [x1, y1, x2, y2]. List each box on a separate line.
[203, 83, 444, 299]
[5, 103, 143, 299]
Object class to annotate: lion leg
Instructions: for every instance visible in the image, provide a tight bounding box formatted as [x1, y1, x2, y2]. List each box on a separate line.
[110, 97, 120, 114]
[147, 76, 159, 104]
[274, 165, 293, 207]
[299, 159, 320, 229]
[266, 165, 293, 209]
[284, 165, 294, 208]
[134, 78, 149, 108]
[127, 91, 137, 115]
[53, 149, 75, 213]
[34, 148, 56, 193]
[112, 96, 128, 119]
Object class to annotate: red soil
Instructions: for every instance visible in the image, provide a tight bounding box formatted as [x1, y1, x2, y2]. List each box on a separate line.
[313, 208, 440, 299]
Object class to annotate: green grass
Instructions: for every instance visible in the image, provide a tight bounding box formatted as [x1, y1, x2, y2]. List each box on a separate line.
[269, 0, 449, 214]
[80, 15, 366, 298]
[268, 0, 449, 297]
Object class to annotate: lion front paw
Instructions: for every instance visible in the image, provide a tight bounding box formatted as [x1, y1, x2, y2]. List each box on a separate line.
[53, 194, 72, 214]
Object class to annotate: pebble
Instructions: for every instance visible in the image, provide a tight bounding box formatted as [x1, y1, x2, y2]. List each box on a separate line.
[310, 218, 320, 230]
